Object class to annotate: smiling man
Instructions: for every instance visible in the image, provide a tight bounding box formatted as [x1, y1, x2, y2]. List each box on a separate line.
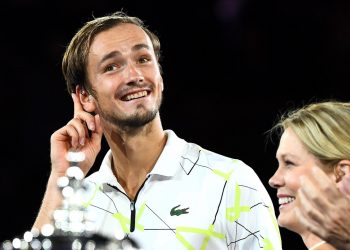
[33, 11, 281, 250]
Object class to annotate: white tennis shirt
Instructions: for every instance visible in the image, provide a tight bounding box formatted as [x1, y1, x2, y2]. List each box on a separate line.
[84, 130, 282, 249]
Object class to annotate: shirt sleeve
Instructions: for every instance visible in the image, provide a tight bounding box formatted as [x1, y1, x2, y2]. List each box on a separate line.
[225, 163, 282, 250]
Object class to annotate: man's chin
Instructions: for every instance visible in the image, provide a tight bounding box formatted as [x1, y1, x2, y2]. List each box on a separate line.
[118, 112, 158, 129]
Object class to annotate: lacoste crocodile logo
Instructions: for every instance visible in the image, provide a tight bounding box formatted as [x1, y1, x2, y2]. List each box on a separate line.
[170, 204, 189, 216]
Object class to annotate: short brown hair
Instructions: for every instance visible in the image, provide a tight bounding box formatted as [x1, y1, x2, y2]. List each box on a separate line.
[62, 11, 161, 94]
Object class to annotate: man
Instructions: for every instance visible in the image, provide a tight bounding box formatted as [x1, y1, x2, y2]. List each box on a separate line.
[33, 11, 281, 249]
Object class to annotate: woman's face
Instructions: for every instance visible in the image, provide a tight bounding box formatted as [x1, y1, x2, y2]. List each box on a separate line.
[268, 127, 326, 233]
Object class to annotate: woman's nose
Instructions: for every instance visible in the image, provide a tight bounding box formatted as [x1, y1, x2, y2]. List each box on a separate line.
[269, 168, 283, 188]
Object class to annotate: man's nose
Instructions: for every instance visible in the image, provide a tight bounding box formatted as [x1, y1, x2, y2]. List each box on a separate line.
[123, 63, 144, 84]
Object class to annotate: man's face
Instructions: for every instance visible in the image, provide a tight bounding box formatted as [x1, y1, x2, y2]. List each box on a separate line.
[86, 23, 163, 130]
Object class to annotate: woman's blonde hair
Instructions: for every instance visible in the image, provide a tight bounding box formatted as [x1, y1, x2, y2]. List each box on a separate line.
[272, 101, 350, 170]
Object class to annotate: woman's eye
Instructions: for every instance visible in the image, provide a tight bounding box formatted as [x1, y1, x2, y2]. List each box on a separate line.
[285, 160, 294, 167]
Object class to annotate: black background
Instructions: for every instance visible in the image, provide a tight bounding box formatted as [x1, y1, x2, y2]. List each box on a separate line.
[1, 0, 350, 249]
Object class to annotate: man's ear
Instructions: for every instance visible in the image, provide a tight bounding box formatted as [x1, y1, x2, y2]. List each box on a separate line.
[334, 160, 350, 183]
[158, 75, 164, 92]
[75, 85, 96, 113]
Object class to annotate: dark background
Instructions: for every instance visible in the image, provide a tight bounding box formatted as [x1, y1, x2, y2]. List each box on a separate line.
[1, 0, 350, 249]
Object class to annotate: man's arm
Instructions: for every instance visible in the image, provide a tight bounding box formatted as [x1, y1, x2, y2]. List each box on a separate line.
[226, 165, 282, 250]
[33, 93, 103, 230]
[32, 173, 63, 229]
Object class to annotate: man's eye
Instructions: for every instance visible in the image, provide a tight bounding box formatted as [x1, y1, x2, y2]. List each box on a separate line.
[105, 64, 119, 72]
[138, 57, 150, 63]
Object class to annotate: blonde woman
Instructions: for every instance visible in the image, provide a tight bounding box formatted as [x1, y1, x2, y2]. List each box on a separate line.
[269, 101, 350, 250]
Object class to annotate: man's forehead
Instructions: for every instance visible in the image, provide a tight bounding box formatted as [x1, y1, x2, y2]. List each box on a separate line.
[89, 23, 151, 54]
[95, 23, 149, 44]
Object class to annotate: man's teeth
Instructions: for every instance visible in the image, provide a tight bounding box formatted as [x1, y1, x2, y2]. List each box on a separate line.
[278, 197, 295, 205]
[125, 91, 147, 101]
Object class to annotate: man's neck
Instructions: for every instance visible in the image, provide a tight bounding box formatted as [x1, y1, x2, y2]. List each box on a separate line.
[104, 119, 167, 199]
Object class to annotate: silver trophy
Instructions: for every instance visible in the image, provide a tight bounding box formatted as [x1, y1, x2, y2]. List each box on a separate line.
[1, 151, 138, 250]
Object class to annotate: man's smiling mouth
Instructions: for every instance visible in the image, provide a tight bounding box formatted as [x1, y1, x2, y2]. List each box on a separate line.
[122, 90, 148, 101]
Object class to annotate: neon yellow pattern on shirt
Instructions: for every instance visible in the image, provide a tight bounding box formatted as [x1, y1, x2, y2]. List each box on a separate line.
[263, 238, 274, 250]
[112, 211, 145, 233]
[226, 183, 251, 222]
[213, 169, 234, 181]
[112, 203, 146, 233]
[136, 203, 146, 223]
[82, 183, 102, 208]
[268, 206, 282, 248]
[176, 224, 225, 250]
[112, 212, 130, 233]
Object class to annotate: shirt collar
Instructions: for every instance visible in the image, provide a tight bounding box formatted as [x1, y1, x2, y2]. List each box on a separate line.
[96, 129, 187, 185]
[149, 129, 187, 177]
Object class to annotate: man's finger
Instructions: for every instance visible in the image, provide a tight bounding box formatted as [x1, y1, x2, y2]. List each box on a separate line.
[91, 114, 103, 142]
[72, 93, 84, 115]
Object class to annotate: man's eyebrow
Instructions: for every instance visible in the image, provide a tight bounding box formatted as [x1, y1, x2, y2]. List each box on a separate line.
[132, 43, 151, 52]
[100, 51, 122, 65]
[99, 44, 151, 65]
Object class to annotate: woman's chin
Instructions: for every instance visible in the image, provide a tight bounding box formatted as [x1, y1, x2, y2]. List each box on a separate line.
[277, 216, 287, 228]
[277, 210, 294, 228]
[277, 214, 303, 234]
